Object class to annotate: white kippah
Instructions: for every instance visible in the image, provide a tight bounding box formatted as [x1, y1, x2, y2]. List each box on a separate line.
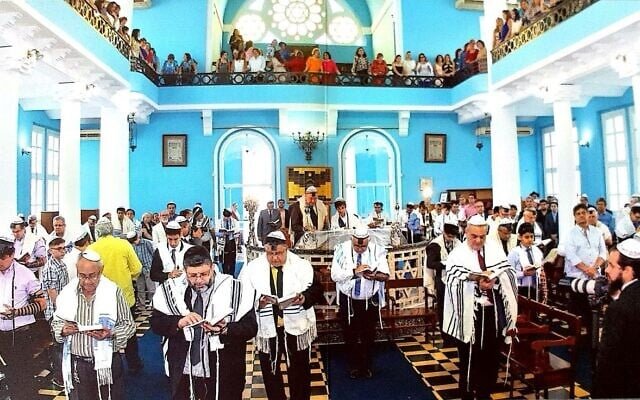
[126, 231, 137, 239]
[467, 215, 487, 226]
[352, 228, 369, 239]
[80, 249, 101, 262]
[617, 237, 640, 259]
[166, 221, 181, 230]
[266, 230, 286, 241]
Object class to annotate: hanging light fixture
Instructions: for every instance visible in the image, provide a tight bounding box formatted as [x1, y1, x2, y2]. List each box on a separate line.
[475, 113, 490, 151]
[292, 131, 325, 162]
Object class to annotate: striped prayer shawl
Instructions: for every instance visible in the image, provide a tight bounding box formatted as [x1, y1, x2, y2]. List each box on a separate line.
[443, 241, 518, 344]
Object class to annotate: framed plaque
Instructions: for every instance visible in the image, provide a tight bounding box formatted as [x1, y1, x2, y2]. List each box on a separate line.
[162, 134, 187, 166]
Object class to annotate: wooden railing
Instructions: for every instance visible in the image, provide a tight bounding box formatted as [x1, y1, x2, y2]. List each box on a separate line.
[491, 0, 598, 62]
[65, 0, 131, 59]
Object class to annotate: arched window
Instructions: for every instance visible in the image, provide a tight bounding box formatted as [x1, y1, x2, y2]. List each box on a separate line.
[214, 128, 279, 219]
[233, 0, 364, 45]
[340, 129, 400, 218]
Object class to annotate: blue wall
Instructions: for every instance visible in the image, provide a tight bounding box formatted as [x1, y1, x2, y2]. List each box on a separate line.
[133, 0, 209, 70]
[401, 0, 481, 60]
[16, 108, 60, 215]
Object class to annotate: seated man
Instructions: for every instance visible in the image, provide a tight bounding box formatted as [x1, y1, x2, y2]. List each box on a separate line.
[151, 245, 256, 400]
[366, 201, 388, 228]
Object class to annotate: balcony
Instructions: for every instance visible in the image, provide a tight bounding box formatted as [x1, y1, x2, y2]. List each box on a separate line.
[491, 0, 599, 62]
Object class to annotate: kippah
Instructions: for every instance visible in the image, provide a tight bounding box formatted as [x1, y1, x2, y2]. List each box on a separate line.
[352, 228, 369, 239]
[497, 218, 514, 226]
[166, 221, 181, 230]
[467, 215, 487, 226]
[266, 231, 286, 241]
[126, 231, 137, 239]
[80, 249, 101, 262]
[74, 230, 89, 243]
[617, 237, 640, 259]
[175, 216, 188, 224]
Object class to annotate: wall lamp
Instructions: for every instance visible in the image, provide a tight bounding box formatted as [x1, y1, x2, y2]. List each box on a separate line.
[578, 139, 590, 148]
[21, 147, 32, 156]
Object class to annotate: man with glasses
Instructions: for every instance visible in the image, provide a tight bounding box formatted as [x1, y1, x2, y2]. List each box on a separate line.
[10, 216, 46, 274]
[331, 228, 389, 379]
[426, 223, 461, 338]
[289, 186, 329, 245]
[51, 249, 136, 399]
[240, 230, 321, 400]
[88, 217, 144, 374]
[151, 245, 256, 400]
[41, 237, 71, 387]
[0, 234, 46, 399]
[48, 216, 73, 249]
[616, 202, 640, 243]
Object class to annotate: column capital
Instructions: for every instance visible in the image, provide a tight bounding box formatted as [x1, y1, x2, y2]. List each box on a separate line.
[611, 52, 640, 79]
[539, 83, 581, 104]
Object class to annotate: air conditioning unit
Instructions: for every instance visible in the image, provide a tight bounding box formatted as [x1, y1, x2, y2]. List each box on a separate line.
[475, 126, 534, 137]
[80, 129, 100, 140]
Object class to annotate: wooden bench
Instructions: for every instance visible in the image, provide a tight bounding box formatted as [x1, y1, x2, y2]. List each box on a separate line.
[315, 277, 437, 344]
[503, 295, 581, 399]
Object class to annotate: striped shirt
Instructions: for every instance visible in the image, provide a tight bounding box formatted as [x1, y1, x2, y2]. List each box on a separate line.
[51, 285, 135, 357]
[133, 238, 155, 273]
[41, 257, 69, 320]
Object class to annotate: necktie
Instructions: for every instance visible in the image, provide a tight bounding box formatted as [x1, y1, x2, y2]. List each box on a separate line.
[354, 253, 362, 296]
[31, 227, 35, 234]
[526, 247, 534, 265]
[477, 250, 494, 304]
[269, 209, 272, 219]
[171, 248, 176, 267]
[191, 292, 204, 365]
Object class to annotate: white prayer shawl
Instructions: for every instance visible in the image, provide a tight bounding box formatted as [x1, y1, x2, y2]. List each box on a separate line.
[330, 212, 361, 230]
[152, 223, 167, 244]
[239, 251, 317, 354]
[14, 232, 41, 262]
[158, 242, 193, 273]
[152, 273, 255, 383]
[296, 195, 328, 231]
[424, 235, 461, 290]
[443, 241, 518, 345]
[55, 277, 119, 395]
[63, 248, 81, 281]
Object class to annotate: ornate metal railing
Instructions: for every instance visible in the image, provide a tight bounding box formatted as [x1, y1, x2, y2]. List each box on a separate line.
[65, 0, 131, 59]
[491, 0, 598, 62]
[130, 56, 483, 88]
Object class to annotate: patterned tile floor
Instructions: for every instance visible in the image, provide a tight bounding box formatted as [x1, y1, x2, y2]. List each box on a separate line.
[35, 306, 587, 400]
[396, 334, 591, 400]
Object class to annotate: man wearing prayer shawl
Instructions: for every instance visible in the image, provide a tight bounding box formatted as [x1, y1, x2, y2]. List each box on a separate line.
[443, 215, 518, 400]
[239, 230, 322, 400]
[151, 245, 256, 400]
[51, 250, 136, 399]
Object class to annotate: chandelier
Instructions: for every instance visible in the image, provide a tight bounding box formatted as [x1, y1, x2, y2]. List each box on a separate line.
[292, 131, 324, 162]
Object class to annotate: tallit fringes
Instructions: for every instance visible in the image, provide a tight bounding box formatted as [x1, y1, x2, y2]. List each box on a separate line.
[255, 336, 271, 353]
[96, 367, 113, 387]
[296, 325, 317, 351]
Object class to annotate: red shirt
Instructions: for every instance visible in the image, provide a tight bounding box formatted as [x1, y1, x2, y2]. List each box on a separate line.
[287, 56, 305, 73]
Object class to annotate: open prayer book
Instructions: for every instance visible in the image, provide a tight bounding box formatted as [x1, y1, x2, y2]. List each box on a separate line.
[468, 268, 507, 282]
[185, 307, 234, 329]
[78, 324, 104, 332]
[262, 293, 299, 308]
[524, 263, 542, 271]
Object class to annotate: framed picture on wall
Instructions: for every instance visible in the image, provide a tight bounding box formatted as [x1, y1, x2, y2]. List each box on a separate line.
[162, 134, 187, 167]
[424, 133, 446, 163]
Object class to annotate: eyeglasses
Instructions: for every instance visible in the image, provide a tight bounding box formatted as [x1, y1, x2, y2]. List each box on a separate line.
[49, 246, 66, 251]
[78, 273, 100, 281]
[187, 271, 211, 280]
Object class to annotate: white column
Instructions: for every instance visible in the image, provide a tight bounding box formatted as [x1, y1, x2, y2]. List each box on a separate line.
[631, 74, 640, 142]
[99, 103, 130, 214]
[58, 100, 82, 228]
[0, 75, 20, 223]
[553, 99, 578, 241]
[490, 103, 521, 208]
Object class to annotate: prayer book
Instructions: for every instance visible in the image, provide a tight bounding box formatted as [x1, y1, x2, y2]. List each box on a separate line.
[468, 268, 507, 282]
[78, 324, 104, 332]
[524, 263, 542, 271]
[262, 293, 299, 308]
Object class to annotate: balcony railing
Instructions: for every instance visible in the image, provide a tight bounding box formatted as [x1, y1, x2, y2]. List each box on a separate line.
[65, 0, 131, 59]
[130, 57, 484, 88]
[491, 0, 598, 62]
[65, 0, 485, 89]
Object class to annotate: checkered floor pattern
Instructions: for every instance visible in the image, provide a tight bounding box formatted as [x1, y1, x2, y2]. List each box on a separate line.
[396, 334, 591, 400]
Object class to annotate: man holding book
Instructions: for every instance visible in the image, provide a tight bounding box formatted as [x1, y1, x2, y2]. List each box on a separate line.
[150, 245, 256, 400]
[239, 230, 321, 400]
[508, 222, 547, 302]
[331, 228, 390, 379]
[443, 215, 518, 400]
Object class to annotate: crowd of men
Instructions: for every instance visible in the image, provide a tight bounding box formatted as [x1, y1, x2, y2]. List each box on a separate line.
[1, 188, 639, 399]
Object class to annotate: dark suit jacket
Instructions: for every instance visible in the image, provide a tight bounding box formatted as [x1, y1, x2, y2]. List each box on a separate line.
[289, 202, 305, 244]
[150, 285, 257, 400]
[257, 208, 280, 242]
[593, 280, 640, 399]
[544, 212, 559, 238]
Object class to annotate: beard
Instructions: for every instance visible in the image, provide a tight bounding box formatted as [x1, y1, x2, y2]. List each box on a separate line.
[608, 275, 624, 296]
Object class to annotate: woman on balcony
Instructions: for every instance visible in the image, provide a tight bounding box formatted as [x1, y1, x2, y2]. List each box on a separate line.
[304, 48, 322, 84]
[351, 47, 370, 85]
[510, 8, 523, 37]
[443, 54, 455, 77]
[286, 50, 306, 83]
[415, 53, 434, 87]
[229, 29, 244, 53]
[231, 50, 247, 74]
[179, 53, 197, 85]
[370, 53, 388, 86]
[321, 51, 340, 85]
[130, 28, 141, 59]
[499, 10, 512, 43]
